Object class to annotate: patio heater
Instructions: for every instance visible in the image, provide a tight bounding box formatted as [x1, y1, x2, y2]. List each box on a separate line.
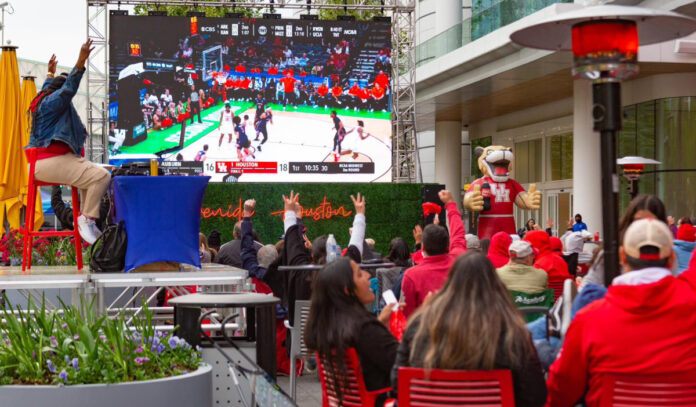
[617, 156, 661, 199]
[510, 3, 696, 284]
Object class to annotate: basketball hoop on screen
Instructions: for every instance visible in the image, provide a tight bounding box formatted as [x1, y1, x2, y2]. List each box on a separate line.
[211, 71, 228, 85]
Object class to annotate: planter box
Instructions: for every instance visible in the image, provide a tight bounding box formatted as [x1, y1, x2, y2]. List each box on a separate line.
[0, 364, 212, 407]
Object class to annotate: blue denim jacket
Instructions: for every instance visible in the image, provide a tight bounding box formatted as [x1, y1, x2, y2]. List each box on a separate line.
[26, 67, 87, 155]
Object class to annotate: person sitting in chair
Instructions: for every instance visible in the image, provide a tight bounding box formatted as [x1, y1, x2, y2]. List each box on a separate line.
[26, 40, 111, 244]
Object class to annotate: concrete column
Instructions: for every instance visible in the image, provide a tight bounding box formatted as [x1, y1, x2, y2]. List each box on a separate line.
[435, 121, 462, 199]
[572, 80, 602, 235]
[461, 128, 471, 186]
[435, 0, 463, 33]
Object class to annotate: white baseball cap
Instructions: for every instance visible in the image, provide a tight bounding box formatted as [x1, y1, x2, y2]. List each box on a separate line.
[623, 218, 673, 260]
[509, 240, 533, 259]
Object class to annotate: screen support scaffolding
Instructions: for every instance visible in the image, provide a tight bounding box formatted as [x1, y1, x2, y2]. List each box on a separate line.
[86, 0, 418, 181]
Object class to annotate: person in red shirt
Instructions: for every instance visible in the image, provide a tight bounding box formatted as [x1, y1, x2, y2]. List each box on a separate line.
[348, 82, 361, 111]
[487, 231, 512, 268]
[241, 77, 252, 100]
[370, 82, 387, 112]
[278, 73, 298, 109]
[524, 230, 570, 299]
[316, 83, 329, 107]
[235, 64, 246, 73]
[374, 70, 389, 90]
[282, 67, 294, 76]
[547, 218, 696, 407]
[401, 190, 467, 317]
[268, 66, 279, 75]
[331, 84, 343, 106]
[358, 87, 370, 111]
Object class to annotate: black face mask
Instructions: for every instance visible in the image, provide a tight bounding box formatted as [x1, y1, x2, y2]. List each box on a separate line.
[575, 217, 582, 223]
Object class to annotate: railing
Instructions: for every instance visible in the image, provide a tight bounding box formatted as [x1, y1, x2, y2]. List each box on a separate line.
[416, 0, 573, 68]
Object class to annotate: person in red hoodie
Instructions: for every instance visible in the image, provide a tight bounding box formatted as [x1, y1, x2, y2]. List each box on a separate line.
[401, 190, 467, 317]
[547, 218, 696, 407]
[487, 231, 512, 268]
[524, 230, 570, 299]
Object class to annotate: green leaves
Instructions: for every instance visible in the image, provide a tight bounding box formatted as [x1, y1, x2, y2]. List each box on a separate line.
[0, 297, 201, 385]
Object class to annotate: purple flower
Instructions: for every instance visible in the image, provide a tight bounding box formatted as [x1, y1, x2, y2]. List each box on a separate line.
[99, 334, 106, 341]
[168, 336, 180, 349]
[50, 336, 58, 347]
[153, 343, 165, 355]
[32, 351, 36, 359]
[58, 370, 68, 382]
[134, 344, 143, 354]
[47, 360, 57, 373]
[65, 355, 70, 364]
[134, 357, 150, 365]
[73, 334, 79, 340]
[61, 323, 68, 329]
[71, 358, 79, 371]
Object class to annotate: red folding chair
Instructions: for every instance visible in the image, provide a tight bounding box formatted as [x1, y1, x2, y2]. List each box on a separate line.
[548, 278, 569, 301]
[22, 148, 83, 271]
[396, 367, 515, 407]
[316, 348, 391, 407]
[600, 371, 696, 406]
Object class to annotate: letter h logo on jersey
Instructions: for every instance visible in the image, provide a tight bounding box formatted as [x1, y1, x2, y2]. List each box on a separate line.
[490, 183, 511, 203]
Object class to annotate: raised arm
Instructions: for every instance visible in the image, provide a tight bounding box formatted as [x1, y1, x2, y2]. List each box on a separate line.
[348, 193, 366, 256]
[241, 199, 266, 280]
[42, 41, 93, 114]
[281, 191, 311, 266]
[42, 54, 57, 89]
[439, 190, 467, 254]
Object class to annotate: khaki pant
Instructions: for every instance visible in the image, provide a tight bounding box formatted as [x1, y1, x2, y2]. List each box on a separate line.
[35, 154, 111, 219]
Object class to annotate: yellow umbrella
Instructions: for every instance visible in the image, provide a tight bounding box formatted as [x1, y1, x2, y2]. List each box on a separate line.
[4, 76, 44, 232]
[0, 46, 23, 234]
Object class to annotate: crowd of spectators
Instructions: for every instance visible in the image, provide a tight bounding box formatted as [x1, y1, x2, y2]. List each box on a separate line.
[196, 191, 696, 406]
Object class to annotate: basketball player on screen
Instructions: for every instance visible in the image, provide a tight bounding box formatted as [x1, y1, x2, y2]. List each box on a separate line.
[233, 116, 254, 161]
[218, 103, 235, 147]
[253, 92, 267, 138]
[330, 110, 346, 161]
[338, 120, 371, 161]
[255, 109, 273, 152]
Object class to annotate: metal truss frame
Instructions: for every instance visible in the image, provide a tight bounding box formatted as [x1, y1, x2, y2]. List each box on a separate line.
[86, 0, 418, 180]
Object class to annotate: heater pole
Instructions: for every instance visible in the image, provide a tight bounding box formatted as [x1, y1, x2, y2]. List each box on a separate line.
[593, 81, 622, 285]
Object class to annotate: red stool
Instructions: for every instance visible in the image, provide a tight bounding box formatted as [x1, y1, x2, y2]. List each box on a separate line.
[22, 148, 83, 271]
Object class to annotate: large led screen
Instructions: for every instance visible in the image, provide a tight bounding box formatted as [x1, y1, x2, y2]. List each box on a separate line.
[108, 15, 392, 182]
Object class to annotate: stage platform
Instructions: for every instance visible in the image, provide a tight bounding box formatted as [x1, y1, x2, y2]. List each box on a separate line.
[0, 264, 249, 313]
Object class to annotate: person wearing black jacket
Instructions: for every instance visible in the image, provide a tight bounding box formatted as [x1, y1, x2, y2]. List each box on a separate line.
[305, 258, 398, 407]
[51, 185, 110, 231]
[280, 190, 366, 325]
[391, 252, 546, 407]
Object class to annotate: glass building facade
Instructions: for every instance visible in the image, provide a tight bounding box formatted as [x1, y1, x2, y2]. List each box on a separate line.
[619, 97, 696, 219]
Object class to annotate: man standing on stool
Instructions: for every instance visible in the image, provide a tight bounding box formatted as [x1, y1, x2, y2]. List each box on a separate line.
[26, 40, 111, 244]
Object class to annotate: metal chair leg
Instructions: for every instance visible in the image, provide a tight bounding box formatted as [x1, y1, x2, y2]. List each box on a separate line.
[290, 355, 297, 400]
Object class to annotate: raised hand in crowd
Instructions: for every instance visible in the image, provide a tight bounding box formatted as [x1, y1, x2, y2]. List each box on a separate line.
[76, 39, 94, 70]
[350, 192, 366, 215]
[243, 199, 256, 217]
[413, 224, 423, 246]
[283, 190, 300, 212]
[47, 54, 57, 76]
[438, 189, 454, 205]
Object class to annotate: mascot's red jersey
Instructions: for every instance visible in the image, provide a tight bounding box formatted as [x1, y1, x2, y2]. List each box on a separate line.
[469, 176, 525, 239]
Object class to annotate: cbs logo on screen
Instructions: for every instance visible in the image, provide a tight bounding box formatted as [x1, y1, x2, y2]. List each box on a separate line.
[258, 26, 268, 35]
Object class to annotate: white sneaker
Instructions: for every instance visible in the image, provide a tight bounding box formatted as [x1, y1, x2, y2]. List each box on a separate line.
[77, 215, 102, 244]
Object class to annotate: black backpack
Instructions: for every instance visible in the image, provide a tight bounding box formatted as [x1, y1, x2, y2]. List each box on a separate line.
[89, 180, 127, 273]
[89, 220, 127, 272]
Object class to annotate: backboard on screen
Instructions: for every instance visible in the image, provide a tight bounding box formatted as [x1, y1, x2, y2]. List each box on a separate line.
[108, 15, 393, 182]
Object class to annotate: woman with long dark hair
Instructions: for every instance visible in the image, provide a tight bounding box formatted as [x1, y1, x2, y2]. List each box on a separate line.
[305, 258, 397, 406]
[392, 252, 546, 407]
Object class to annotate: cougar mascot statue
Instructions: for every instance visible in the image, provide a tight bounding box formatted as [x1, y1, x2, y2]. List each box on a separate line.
[464, 146, 542, 239]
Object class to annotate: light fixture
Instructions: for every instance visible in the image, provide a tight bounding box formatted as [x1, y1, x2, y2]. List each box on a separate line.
[617, 156, 661, 198]
[510, 3, 696, 284]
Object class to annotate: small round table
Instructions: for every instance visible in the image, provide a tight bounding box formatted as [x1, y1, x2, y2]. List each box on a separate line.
[169, 293, 280, 379]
